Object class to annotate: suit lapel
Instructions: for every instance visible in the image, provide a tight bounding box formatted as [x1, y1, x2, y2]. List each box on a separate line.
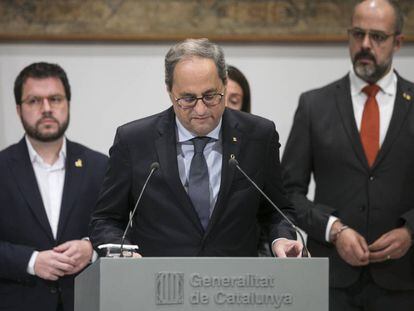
[154, 108, 204, 232]
[205, 109, 242, 236]
[335, 75, 370, 169]
[9, 138, 54, 240]
[56, 140, 85, 241]
[373, 76, 413, 168]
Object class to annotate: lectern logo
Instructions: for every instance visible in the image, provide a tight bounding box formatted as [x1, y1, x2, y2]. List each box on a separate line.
[155, 272, 184, 305]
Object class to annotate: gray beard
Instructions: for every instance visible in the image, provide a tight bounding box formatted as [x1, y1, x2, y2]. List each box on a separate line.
[354, 61, 390, 84]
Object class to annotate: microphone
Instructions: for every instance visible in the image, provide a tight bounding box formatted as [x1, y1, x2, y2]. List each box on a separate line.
[229, 157, 309, 257]
[119, 161, 159, 257]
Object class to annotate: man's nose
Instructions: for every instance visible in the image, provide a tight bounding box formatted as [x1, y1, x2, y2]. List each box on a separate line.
[193, 98, 208, 115]
[40, 98, 52, 112]
[361, 33, 373, 49]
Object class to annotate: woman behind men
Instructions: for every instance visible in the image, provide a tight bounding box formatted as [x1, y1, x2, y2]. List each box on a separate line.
[225, 65, 251, 113]
[225, 65, 271, 257]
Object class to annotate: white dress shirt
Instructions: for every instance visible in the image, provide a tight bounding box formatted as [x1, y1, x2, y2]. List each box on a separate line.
[25, 136, 66, 274]
[325, 68, 397, 241]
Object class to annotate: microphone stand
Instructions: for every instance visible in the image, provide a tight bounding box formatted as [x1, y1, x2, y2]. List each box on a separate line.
[119, 162, 159, 257]
[229, 158, 309, 257]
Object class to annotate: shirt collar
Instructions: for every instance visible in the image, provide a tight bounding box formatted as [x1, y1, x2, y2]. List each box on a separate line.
[175, 117, 222, 143]
[349, 66, 396, 97]
[26, 135, 67, 167]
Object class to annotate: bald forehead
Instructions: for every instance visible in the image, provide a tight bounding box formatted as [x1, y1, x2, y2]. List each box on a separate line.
[353, 0, 397, 31]
[354, 0, 395, 15]
[354, 0, 396, 19]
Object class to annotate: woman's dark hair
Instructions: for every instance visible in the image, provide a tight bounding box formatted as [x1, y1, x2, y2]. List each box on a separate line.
[227, 65, 251, 113]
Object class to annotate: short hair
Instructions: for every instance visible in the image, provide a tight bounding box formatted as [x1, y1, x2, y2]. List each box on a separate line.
[388, 0, 404, 34]
[165, 38, 227, 91]
[227, 65, 251, 113]
[14, 62, 71, 105]
[353, 0, 404, 34]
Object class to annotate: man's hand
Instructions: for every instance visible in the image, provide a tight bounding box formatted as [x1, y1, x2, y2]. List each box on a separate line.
[369, 227, 412, 263]
[34, 250, 76, 281]
[53, 240, 93, 275]
[333, 224, 369, 266]
[130, 252, 142, 258]
[272, 239, 303, 257]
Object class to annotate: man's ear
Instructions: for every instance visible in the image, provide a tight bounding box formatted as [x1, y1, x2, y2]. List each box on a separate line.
[167, 86, 175, 105]
[16, 104, 22, 118]
[394, 34, 404, 53]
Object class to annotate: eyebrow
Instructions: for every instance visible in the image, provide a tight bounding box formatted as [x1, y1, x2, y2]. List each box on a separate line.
[353, 27, 389, 33]
[26, 93, 65, 97]
[179, 88, 218, 97]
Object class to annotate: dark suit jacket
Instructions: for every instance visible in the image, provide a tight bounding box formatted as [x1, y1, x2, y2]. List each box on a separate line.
[90, 107, 296, 256]
[0, 138, 107, 311]
[282, 73, 414, 290]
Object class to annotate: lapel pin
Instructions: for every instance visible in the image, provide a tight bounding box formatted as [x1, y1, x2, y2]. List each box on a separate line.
[75, 159, 83, 168]
[403, 93, 412, 101]
[232, 137, 237, 142]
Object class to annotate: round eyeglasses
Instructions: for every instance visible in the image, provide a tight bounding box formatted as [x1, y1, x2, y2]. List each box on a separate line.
[21, 95, 67, 108]
[173, 93, 224, 109]
[348, 27, 396, 45]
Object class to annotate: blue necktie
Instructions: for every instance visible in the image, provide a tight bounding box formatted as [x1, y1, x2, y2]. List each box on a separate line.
[188, 137, 210, 230]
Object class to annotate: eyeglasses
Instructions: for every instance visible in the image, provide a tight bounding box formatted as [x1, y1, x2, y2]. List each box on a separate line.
[173, 92, 224, 109]
[348, 27, 396, 45]
[21, 95, 67, 108]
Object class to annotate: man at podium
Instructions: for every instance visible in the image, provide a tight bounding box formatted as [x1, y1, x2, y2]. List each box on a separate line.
[90, 38, 302, 258]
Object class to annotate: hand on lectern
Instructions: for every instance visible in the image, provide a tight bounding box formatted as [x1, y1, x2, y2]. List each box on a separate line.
[131, 252, 142, 258]
[272, 239, 303, 257]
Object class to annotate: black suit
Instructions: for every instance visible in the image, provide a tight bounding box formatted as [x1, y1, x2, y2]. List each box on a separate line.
[91, 107, 296, 256]
[0, 138, 107, 311]
[282, 74, 414, 307]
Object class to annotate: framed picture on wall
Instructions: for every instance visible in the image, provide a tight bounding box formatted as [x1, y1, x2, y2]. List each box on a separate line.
[1, 0, 413, 42]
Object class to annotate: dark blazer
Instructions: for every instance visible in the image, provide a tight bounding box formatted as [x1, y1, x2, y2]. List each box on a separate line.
[282, 73, 414, 290]
[90, 107, 296, 257]
[0, 138, 107, 311]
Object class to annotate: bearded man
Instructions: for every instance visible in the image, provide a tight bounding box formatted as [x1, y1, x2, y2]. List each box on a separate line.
[0, 62, 107, 311]
[282, 1, 414, 310]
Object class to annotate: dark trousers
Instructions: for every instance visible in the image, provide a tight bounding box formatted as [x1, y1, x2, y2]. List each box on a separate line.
[330, 269, 414, 311]
[57, 292, 64, 311]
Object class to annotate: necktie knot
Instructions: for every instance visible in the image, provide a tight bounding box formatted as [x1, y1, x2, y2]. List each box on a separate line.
[362, 84, 380, 98]
[192, 137, 210, 154]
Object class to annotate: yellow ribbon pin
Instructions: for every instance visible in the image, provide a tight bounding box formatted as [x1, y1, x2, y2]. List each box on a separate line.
[75, 159, 83, 168]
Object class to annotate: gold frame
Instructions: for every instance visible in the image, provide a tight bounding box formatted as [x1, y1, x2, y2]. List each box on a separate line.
[1, 0, 413, 42]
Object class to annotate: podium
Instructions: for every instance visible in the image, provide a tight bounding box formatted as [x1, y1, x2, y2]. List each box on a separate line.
[75, 257, 328, 311]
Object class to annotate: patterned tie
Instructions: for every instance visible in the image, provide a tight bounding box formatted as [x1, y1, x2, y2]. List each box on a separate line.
[360, 84, 380, 167]
[188, 137, 211, 230]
